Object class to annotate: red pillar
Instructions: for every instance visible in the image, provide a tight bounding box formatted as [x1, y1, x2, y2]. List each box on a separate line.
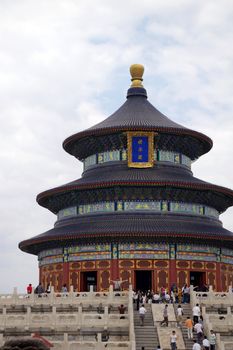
[39, 267, 42, 285]
[216, 262, 222, 291]
[111, 259, 119, 281]
[63, 262, 70, 288]
[169, 260, 177, 289]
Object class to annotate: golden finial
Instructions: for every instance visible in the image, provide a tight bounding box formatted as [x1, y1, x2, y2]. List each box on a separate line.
[130, 64, 144, 88]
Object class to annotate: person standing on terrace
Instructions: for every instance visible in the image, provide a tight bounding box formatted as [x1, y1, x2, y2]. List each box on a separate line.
[27, 283, 32, 294]
[110, 278, 128, 291]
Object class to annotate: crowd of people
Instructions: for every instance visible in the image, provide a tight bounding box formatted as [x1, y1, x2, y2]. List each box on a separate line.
[26, 282, 68, 296]
[134, 285, 216, 350]
[133, 283, 210, 307]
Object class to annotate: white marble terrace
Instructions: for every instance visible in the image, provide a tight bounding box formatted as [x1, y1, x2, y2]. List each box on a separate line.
[0, 285, 135, 350]
[1, 285, 233, 349]
[191, 285, 233, 350]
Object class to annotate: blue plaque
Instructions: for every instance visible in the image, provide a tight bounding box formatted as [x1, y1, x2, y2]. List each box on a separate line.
[127, 131, 155, 168]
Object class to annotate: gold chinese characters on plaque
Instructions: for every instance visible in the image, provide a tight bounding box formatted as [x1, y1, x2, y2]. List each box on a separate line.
[127, 131, 155, 168]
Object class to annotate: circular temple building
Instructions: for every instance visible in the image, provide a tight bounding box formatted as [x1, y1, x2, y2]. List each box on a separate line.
[19, 65, 233, 292]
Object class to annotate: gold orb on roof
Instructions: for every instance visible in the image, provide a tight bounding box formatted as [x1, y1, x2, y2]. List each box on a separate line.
[130, 64, 144, 88]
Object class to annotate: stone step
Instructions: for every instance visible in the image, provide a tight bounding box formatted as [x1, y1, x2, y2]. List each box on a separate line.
[172, 303, 194, 350]
[134, 305, 159, 350]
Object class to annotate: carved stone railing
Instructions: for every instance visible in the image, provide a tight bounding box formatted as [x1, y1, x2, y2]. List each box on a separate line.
[0, 285, 136, 350]
[198, 289, 233, 350]
[0, 286, 128, 306]
[190, 285, 233, 309]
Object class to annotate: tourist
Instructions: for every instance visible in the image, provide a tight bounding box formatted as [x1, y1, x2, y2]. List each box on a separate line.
[97, 302, 104, 314]
[142, 292, 147, 304]
[209, 330, 216, 350]
[202, 335, 210, 350]
[110, 278, 128, 291]
[61, 283, 68, 292]
[153, 291, 160, 303]
[133, 290, 138, 304]
[170, 330, 177, 350]
[192, 303, 200, 324]
[101, 330, 109, 342]
[156, 345, 162, 350]
[34, 283, 44, 297]
[176, 304, 183, 327]
[147, 290, 153, 304]
[118, 304, 126, 319]
[165, 292, 171, 303]
[160, 286, 166, 302]
[27, 283, 32, 294]
[182, 284, 190, 303]
[173, 286, 178, 304]
[194, 320, 203, 344]
[61, 284, 68, 296]
[45, 283, 51, 293]
[170, 289, 175, 303]
[160, 304, 168, 327]
[192, 339, 201, 350]
[139, 304, 147, 326]
[184, 316, 193, 339]
[178, 288, 182, 304]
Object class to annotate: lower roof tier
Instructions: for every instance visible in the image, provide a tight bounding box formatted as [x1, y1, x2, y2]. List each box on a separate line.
[19, 212, 233, 255]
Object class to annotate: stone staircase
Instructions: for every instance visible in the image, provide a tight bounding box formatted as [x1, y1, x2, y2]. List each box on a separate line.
[134, 304, 159, 350]
[174, 303, 194, 350]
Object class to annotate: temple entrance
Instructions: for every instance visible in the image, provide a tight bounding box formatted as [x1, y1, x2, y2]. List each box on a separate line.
[81, 271, 97, 291]
[190, 271, 206, 291]
[135, 270, 152, 291]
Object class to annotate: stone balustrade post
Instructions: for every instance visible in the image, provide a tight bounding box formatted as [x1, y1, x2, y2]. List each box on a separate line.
[26, 306, 31, 330]
[201, 306, 208, 335]
[49, 286, 55, 304]
[0, 333, 3, 347]
[202, 306, 206, 316]
[52, 306, 56, 329]
[208, 287, 214, 304]
[2, 307, 6, 329]
[12, 287, 17, 303]
[96, 333, 104, 350]
[78, 305, 82, 329]
[104, 306, 108, 328]
[190, 285, 195, 309]
[63, 333, 69, 350]
[128, 284, 133, 300]
[69, 285, 74, 303]
[228, 285, 232, 294]
[128, 287, 136, 350]
[108, 285, 114, 302]
[216, 332, 223, 350]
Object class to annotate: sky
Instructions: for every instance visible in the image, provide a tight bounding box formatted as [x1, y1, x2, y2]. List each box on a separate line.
[0, 0, 233, 293]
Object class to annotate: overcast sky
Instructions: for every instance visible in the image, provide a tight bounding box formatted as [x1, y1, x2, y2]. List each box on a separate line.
[0, 0, 233, 293]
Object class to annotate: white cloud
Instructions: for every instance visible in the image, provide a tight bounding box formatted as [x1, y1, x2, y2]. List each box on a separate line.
[0, 0, 232, 292]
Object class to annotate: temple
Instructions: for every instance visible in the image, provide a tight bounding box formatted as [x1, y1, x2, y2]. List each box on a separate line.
[19, 64, 233, 292]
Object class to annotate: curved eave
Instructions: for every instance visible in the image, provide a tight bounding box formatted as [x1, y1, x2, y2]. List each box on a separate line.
[36, 180, 233, 210]
[19, 230, 233, 256]
[63, 126, 212, 158]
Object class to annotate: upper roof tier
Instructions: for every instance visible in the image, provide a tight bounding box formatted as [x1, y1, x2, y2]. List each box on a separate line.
[63, 64, 213, 160]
